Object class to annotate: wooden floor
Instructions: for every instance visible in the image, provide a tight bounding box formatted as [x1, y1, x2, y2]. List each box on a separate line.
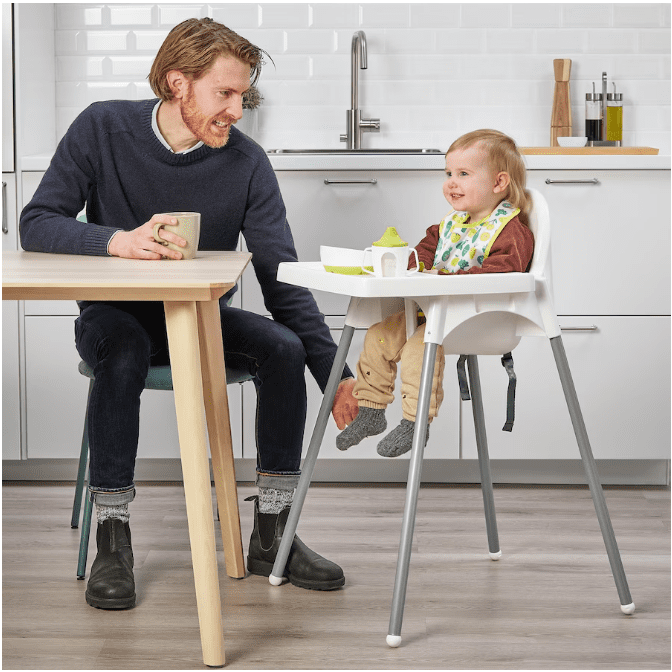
[3, 481, 670, 670]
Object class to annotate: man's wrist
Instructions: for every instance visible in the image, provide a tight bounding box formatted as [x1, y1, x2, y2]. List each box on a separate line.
[106, 230, 122, 256]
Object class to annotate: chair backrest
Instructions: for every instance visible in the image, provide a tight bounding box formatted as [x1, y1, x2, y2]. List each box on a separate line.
[525, 187, 552, 288]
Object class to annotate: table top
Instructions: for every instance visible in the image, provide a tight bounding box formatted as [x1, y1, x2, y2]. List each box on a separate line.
[2, 250, 252, 302]
[278, 262, 535, 298]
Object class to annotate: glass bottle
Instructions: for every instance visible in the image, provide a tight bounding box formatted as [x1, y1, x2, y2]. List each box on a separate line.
[585, 84, 603, 143]
[606, 83, 623, 145]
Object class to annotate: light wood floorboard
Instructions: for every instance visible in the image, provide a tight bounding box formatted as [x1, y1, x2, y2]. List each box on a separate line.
[3, 482, 670, 670]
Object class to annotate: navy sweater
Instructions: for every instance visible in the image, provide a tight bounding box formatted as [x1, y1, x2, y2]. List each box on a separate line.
[19, 99, 352, 391]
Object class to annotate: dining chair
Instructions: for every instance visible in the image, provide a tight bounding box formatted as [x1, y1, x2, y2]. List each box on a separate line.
[71, 359, 253, 579]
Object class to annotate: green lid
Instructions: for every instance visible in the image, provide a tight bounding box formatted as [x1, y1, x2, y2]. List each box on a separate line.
[372, 226, 407, 247]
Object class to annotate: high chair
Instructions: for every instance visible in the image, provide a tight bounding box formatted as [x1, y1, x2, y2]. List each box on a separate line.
[271, 187, 634, 646]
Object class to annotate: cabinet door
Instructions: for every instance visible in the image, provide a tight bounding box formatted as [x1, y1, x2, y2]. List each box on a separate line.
[2, 174, 21, 459]
[24, 315, 243, 460]
[460, 317, 670, 460]
[242, 170, 446, 316]
[527, 170, 670, 316]
[241, 317, 459, 461]
[2, 4, 13, 172]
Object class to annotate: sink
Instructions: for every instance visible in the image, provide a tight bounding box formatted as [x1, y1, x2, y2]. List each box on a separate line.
[267, 148, 443, 155]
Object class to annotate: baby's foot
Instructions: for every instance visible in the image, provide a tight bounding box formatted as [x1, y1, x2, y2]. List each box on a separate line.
[336, 407, 387, 451]
[377, 419, 430, 458]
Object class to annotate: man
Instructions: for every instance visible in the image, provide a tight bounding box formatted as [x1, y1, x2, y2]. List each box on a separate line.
[20, 18, 358, 609]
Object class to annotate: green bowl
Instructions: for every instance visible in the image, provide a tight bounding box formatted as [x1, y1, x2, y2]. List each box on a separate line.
[324, 265, 374, 275]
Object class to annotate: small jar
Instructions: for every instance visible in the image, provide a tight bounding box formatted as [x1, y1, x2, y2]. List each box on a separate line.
[585, 88, 603, 143]
[607, 88, 623, 145]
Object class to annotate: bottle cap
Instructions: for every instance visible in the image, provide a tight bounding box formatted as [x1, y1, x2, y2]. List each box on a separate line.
[607, 82, 622, 102]
[586, 82, 602, 102]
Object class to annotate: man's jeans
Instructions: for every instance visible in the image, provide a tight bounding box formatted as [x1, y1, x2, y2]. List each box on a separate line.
[75, 300, 306, 505]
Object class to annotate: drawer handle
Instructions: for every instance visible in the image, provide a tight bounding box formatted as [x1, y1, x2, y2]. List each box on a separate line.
[545, 178, 599, 185]
[324, 179, 377, 185]
[560, 325, 598, 331]
[2, 181, 7, 234]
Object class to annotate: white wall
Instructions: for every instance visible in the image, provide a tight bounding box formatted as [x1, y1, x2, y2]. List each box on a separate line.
[54, 3, 671, 153]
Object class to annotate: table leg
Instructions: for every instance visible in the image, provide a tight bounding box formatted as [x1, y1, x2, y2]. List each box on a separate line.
[196, 299, 245, 579]
[164, 301, 225, 668]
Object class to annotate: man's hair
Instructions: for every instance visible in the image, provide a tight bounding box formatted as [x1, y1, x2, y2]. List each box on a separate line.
[447, 129, 532, 227]
[149, 18, 267, 101]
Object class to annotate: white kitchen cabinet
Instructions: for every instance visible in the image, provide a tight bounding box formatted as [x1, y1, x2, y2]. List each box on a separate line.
[461, 317, 670, 460]
[3, 173, 21, 459]
[2, 4, 14, 173]
[241, 317, 460, 461]
[527, 170, 670, 316]
[23, 315, 243, 460]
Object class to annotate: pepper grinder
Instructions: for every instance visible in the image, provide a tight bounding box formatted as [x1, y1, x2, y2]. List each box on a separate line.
[550, 59, 572, 147]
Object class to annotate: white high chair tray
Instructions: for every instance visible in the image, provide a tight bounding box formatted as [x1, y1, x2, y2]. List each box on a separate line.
[278, 262, 535, 298]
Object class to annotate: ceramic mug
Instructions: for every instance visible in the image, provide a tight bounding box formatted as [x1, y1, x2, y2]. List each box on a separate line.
[361, 246, 419, 277]
[152, 212, 201, 260]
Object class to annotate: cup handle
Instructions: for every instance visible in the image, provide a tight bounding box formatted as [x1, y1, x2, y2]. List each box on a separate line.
[361, 247, 375, 275]
[152, 222, 168, 245]
[407, 248, 419, 275]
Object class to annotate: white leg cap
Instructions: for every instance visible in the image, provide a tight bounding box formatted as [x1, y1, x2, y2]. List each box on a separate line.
[620, 602, 635, 615]
[268, 574, 283, 586]
[489, 550, 502, 560]
[386, 635, 402, 648]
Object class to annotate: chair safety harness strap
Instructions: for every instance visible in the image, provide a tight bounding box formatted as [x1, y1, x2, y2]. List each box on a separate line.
[456, 353, 517, 432]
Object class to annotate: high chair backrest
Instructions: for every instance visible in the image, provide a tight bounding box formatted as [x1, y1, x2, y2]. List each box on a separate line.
[525, 187, 551, 288]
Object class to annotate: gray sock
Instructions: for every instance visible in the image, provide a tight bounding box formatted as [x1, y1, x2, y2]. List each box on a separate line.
[377, 419, 430, 458]
[258, 487, 293, 515]
[96, 503, 129, 525]
[336, 407, 387, 451]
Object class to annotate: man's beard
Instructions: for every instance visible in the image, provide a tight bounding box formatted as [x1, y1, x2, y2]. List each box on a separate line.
[180, 83, 235, 149]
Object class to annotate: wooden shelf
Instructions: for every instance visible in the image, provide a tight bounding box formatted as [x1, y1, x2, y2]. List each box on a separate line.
[521, 147, 659, 155]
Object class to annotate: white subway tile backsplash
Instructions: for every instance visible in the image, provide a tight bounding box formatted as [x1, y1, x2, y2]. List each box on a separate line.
[360, 4, 410, 29]
[410, 4, 460, 29]
[561, 4, 611, 29]
[533, 29, 586, 54]
[311, 4, 359, 29]
[511, 4, 562, 28]
[259, 4, 310, 29]
[109, 5, 154, 27]
[56, 5, 104, 29]
[158, 4, 206, 27]
[286, 30, 337, 54]
[209, 4, 261, 29]
[460, 5, 511, 29]
[51, 3, 670, 154]
[613, 4, 665, 28]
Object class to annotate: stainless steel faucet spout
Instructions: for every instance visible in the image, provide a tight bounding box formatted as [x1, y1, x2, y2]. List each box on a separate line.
[341, 30, 380, 150]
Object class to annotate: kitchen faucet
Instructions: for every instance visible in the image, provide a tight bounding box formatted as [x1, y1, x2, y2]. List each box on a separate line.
[340, 31, 380, 150]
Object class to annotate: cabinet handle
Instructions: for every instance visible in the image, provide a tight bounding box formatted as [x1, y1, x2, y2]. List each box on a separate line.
[545, 178, 599, 185]
[2, 181, 7, 234]
[324, 179, 377, 185]
[560, 325, 598, 331]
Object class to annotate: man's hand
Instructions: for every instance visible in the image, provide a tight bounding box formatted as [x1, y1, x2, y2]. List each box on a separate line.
[107, 214, 187, 260]
[332, 378, 359, 430]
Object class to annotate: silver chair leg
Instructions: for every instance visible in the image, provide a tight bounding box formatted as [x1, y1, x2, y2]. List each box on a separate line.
[270, 324, 356, 585]
[466, 355, 501, 559]
[387, 342, 438, 647]
[550, 335, 634, 614]
[71, 380, 93, 529]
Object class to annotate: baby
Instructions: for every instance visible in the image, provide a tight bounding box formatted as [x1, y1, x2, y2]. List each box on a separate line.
[337, 129, 535, 457]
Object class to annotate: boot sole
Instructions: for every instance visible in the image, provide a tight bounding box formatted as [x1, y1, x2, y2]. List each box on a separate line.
[247, 557, 344, 591]
[85, 591, 136, 609]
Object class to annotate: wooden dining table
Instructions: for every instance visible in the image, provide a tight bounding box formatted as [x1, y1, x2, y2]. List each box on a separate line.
[2, 249, 252, 668]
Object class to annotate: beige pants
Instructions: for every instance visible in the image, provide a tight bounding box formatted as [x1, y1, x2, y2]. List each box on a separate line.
[353, 310, 445, 422]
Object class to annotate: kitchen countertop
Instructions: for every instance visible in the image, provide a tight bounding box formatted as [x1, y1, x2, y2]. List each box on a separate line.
[18, 152, 670, 172]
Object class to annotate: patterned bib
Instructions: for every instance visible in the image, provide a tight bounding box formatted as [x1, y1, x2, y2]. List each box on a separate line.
[432, 200, 520, 272]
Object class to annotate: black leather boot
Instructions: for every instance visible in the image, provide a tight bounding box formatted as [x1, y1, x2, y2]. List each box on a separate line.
[246, 496, 345, 591]
[85, 518, 136, 609]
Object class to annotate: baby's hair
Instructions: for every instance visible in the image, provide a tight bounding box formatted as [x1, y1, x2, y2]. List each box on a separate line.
[447, 129, 532, 227]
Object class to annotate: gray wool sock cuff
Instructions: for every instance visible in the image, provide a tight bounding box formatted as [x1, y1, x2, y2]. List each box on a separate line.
[258, 487, 294, 515]
[96, 503, 130, 524]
